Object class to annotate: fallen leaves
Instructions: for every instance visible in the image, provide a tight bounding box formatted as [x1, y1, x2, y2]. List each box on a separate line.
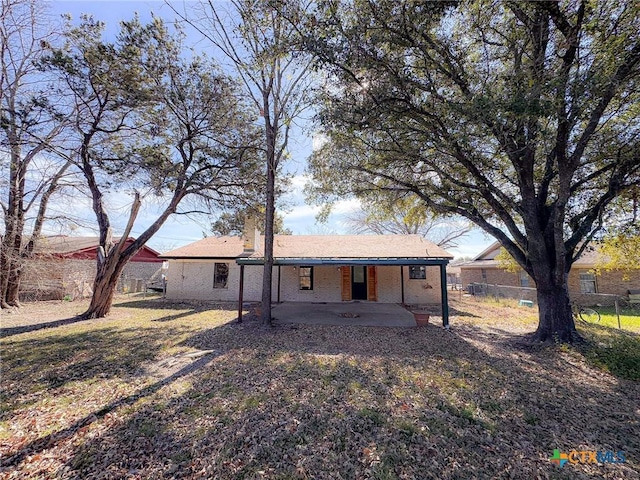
[0, 296, 638, 479]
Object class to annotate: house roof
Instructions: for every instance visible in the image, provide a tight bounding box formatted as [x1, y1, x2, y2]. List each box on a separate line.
[161, 234, 453, 262]
[460, 240, 604, 269]
[34, 235, 162, 258]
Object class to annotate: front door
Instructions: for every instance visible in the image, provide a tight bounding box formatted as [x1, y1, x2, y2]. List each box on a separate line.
[351, 265, 367, 300]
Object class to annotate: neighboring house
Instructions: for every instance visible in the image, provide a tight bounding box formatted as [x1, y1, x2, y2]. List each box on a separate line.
[21, 236, 164, 300]
[161, 227, 453, 308]
[459, 241, 640, 303]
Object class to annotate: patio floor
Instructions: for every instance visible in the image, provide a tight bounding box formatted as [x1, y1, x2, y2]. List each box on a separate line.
[271, 302, 418, 327]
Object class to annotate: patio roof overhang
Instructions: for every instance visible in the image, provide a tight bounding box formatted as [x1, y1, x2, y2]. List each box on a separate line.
[235, 256, 451, 328]
[236, 257, 451, 266]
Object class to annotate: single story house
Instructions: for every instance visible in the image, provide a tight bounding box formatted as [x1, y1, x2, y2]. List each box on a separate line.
[161, 228, 454, 322]
[459, 241, 640, 303]
[21, 236, 164, 300]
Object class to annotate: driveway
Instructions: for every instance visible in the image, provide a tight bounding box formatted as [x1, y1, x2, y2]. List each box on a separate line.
[271, 302, 417, 327]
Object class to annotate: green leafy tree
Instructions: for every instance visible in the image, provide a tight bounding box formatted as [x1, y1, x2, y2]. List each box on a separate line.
[495, 248, 520, 274]
[211, 208, 292, 236]
[305, 0, 640, 342]
[595, 234, 640, 281]
[45, 16, 260, 318]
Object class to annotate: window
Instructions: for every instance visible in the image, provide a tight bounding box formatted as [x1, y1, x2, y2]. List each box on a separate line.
[213, 262, 229, 289]
[481, 269, 488, 283]
[519, 271, 530, 287]
[299, 266, 313, 290]
[579, 272, 597, 294]
[409, 266, 426, 279]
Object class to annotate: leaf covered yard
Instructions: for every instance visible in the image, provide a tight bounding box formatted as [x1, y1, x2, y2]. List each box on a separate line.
[0, 297, 638, 479]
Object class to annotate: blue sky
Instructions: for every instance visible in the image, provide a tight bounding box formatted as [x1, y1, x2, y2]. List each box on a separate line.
[46, 0, 493, 258]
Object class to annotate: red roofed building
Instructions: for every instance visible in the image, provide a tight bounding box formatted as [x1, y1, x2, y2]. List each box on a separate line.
[21, 236, 163, 300]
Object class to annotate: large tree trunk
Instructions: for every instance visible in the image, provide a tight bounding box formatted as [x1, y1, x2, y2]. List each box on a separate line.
[0, 231, 23, 308]
[260, 154, 276, 327]
[81, 256, 126, 319]
[0, 246, 15, 308]
[5, 265, 22, 307]
[79, 187, 181, 319]
[532, 272, 578, 343]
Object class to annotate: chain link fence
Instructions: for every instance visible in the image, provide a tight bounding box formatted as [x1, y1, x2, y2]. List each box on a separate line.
[467, 282, 640, 330]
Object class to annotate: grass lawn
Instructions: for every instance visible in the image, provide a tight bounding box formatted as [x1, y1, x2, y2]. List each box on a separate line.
[592, 305, 640, 332]
[1, 294, 639, 479]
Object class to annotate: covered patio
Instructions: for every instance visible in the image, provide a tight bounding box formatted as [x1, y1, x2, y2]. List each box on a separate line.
[270, 301, 418, 327]
[237, 257, 451, 327]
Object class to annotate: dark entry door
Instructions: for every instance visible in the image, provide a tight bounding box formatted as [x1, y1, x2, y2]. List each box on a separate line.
[351, 265, 367, 300]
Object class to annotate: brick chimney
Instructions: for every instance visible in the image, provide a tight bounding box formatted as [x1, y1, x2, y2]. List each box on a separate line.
[242, 216, 260, 253]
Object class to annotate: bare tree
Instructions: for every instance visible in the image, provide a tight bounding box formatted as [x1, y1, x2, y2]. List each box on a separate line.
[0, 0, 74, 308]
[171, 0, 313, 326]
[345, 195, 471, 249]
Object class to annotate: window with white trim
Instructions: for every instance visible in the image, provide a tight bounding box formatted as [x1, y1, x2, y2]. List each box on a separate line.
[579, 272, 597, 293]
[519, 271, 530, 287]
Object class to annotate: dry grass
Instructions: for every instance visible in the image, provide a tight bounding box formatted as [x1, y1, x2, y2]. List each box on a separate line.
[0, 294, 638, 479]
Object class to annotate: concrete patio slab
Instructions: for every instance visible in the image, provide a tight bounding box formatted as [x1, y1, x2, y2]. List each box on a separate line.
[271, 302, 417, 327]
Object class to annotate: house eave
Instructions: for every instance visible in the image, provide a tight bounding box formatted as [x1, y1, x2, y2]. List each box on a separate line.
[236, 257, 451, 266]
[160, 256, 241, 260]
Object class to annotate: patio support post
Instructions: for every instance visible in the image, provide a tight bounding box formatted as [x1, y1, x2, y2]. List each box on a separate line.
[277, 265, 281, 303]
[400, 266, 405, 304]
[440, 263, 449, 328]
[237, 264, 245, 323]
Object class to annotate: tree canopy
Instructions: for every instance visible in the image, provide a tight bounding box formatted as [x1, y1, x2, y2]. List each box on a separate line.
[304, 0, 640, 341]
[43, 15, 261, 318]
[210, 208, 292, 236]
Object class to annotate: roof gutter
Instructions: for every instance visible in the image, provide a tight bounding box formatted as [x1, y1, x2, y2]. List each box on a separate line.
[236, 257, 451, 266]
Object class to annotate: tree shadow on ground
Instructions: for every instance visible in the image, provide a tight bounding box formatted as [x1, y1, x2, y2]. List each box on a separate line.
[0, 354, 219, 471]
[115, 298, 240, 312]
[32, 318, 639, 479]
[0, 316, 90, 338]
[0, 326, 190, 416]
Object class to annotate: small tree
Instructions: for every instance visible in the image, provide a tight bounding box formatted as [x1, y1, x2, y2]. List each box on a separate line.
[45, 16, 260, 318]
[211, 208, 292, 237]
[173, 0, 313, 326]
[595, 234, 640, 281]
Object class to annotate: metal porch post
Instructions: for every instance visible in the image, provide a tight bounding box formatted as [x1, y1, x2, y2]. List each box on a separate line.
[400, 265, 405, 304]
[440, 263, 449, 328]
[277, 265, 281, 303]
[237, 264, 245, 323]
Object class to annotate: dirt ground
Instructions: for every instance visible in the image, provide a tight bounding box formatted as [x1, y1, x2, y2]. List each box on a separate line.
[1, 294, 638, 479]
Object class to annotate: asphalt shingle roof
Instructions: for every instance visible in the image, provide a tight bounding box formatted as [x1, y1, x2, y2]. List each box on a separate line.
[161, 234, 453, 260]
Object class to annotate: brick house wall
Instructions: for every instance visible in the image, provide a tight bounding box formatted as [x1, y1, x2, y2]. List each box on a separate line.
[165, 260, 443, 304]
[460, 264, 640, 305]
[568, 268, 640, 305]
[21, 258, 163, 301]
[460, 267, 526, 288]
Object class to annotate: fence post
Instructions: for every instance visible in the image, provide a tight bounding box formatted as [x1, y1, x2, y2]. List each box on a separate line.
[615, 299, 621, 330]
